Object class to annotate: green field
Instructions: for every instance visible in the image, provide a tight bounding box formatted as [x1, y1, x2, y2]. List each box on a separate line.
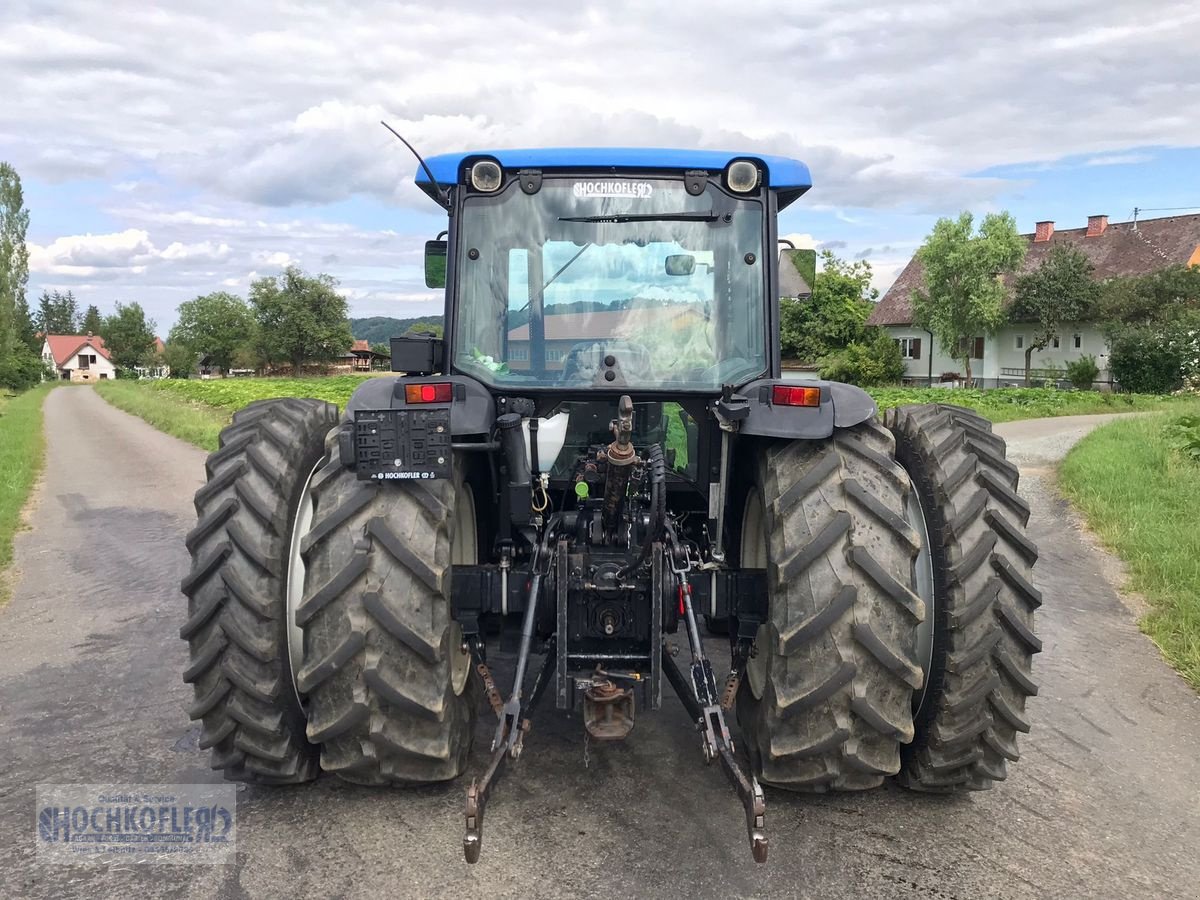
[869, 386, 1180, 422]
[1059, 405, 1200, 691]
[0, 385, 52, 603]
[97, 378, 1185, 457]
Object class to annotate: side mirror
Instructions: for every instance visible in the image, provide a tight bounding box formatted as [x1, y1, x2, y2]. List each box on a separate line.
[664, 254, 696, 276]
[780, 247, 817, 299]
[424, 240, 447, 289]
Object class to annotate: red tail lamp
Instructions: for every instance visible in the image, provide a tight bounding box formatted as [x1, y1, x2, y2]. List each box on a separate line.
[771, 385, 821, 408]
[404, 382, 453, 404]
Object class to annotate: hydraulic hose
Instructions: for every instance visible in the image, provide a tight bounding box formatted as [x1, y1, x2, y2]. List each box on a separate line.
[619, 443, 666, 578]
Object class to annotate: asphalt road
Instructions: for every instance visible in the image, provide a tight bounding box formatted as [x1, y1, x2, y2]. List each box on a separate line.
[2, 388, 1199, 899]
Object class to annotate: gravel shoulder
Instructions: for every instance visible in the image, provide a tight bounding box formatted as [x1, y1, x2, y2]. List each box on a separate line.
[2, 391, 1198, 899]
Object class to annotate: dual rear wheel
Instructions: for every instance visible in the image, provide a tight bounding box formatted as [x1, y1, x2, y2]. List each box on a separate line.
[181, 399, 1037, 792]
[736, 405, 1039, 791]
[181, 399, 477, 785]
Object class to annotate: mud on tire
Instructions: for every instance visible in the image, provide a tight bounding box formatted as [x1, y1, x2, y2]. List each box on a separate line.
[886, 404, 1040, 791]
[181, 398, 338, 783]
[296, 438, 477, 784]
[737, 420, 925, 791]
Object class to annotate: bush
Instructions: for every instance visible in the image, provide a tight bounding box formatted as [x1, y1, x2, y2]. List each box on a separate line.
[1109, 325, 1183, 394]
[819, 332, 905, 387]
[1163, 415, 1200, 462]
[0, 346, 48, 392]
[1065, 354, 1100, 391]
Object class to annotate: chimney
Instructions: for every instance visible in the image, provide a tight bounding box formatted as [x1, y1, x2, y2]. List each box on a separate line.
[86, 331, 93, 338]
[1087, 214, 1108, 237]
[1034, 220, 1055, 242]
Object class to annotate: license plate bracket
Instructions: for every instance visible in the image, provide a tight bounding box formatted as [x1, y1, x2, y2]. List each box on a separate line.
[354, 408, 452, 481]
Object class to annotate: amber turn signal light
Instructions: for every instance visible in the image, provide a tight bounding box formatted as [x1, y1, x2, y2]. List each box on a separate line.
[404, 382, 453, 404]
[771, 385, 821, 408]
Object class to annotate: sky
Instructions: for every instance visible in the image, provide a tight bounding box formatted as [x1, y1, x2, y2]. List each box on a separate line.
[3, 0, 1200, 333]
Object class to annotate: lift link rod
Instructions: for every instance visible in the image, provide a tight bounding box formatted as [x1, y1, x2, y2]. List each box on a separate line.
[663, 525, 768, 863]
[463, 524, 561, 864]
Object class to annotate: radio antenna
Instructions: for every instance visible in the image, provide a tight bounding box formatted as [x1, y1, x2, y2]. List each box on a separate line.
[381, 120, 449, 209]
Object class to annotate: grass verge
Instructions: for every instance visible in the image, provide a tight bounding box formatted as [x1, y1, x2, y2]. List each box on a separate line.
[1059, 403, 1200, 690]
[96, 379, 230, 452]
[0, 385, 53, 602]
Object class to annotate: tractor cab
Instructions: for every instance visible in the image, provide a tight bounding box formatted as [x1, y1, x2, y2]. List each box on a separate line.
[413, 149, 813, 394]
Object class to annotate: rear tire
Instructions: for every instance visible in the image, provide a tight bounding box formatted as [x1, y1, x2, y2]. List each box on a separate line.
[737, 422, 924, 791]
[296, 441, 477, 784]
[181, 398, 338, 784]
[886, 404, 1040, 791]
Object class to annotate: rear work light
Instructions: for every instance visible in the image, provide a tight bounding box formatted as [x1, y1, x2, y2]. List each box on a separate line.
[405, 382, 453, 404]
[771, 385, 821, 408]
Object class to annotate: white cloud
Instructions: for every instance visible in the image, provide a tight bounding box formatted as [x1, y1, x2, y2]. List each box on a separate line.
[29, 229, 156, 275]
[4, 0, 1200, 319]
[1084, 153, 1155, 167]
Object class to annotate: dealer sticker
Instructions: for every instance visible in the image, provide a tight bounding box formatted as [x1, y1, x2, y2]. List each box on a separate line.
[36, 783, 236, 865]
[573, 181, 653, 199]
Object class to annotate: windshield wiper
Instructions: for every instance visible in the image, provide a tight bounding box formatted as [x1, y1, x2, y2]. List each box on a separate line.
[558, 212, 719, 224]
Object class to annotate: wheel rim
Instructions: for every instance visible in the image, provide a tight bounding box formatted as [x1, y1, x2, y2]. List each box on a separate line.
[740, 490, 769, 700]
[905, 483, 937, 717]
[448, 481, 477, 695]
[285, 460, 321, 708]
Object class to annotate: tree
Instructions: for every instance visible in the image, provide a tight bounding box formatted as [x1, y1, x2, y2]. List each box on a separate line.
[250, 267, 353, 372]
[912, 211, 1026, 384]
[819, 331, 905, 386]
[1097, 264, 1200, 329]
[779, 250, 876, 362]
[169, 291, 255, 371]
[81, 304, 105, 337]
[35, 289, 80, 335]
[405, 321, 443, 339]
[1010, 244, 1100, 385]
[1, 161, 30, 361]
[161, 340, 198, 378]
[12, 292, 37, 352]
[370, 342, 391, 357]
[103, 302, 157, 372]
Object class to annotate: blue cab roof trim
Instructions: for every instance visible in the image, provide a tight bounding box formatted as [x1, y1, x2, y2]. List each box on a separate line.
[414, 148, 812, 208]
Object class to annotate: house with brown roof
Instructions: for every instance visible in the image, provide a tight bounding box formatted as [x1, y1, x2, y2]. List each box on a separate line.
[341, 339, 389, 372]
[866, 214, 1200, 387]
[40, 333, 117, 382]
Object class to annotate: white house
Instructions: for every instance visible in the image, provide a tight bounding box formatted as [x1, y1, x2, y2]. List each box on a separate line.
[867, 213, 1200, 387]
[41, 333, 118, 382]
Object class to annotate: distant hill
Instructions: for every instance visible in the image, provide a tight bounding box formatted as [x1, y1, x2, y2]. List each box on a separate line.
[350, 316, 444, 344]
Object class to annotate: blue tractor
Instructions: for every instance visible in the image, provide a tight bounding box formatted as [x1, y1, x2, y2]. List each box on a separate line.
[181, 148, 1039, 863]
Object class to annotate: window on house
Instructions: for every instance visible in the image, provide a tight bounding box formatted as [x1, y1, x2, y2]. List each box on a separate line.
[100, 373, 109, 380]
[1073, 334, 1082, 349]
[1051, 336, 1061, 349]
[1014, 335, 1025, 350]
[546, 349, 564, 363]
[90, 354, 97, 364]
[509, 347, 529, 362]
[895, 337, 922, 360]
[973, 337, 984, 360]
[77, 354, 90, 369]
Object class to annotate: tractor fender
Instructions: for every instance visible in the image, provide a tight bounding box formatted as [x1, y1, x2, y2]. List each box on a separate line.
[735, 379, 877, 439]
[343, 374, 496, 435]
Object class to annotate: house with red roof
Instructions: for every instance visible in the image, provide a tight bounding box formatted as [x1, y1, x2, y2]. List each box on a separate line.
[866, 213, 1200, 387]
[40, 333, 117, 382]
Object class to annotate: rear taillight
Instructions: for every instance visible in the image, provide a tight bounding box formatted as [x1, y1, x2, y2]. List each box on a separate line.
[404, 382, 453, 404]
[771, 385, 821, 408]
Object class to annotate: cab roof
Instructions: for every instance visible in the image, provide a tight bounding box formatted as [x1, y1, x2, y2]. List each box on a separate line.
[414, 148, 812, 209]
